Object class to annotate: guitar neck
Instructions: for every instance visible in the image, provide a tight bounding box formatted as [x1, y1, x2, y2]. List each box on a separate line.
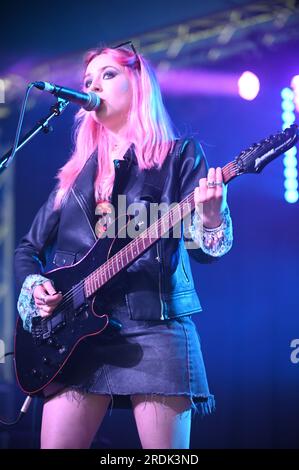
[84, 162, 238, 298]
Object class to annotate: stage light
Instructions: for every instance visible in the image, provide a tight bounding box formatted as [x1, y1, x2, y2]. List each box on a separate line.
[284, 179, 298, 191]
[281, 100, 295, 112]
[284, 190, 299, 203]
[281, 87, 294, 100]
[282, 111, 295, 123]
[281, 86, 298, 203]
[283, 154, 297, 167]
[238, 71, 260, 100]
[0, 78, 4, 104]
[291, 75, 299, 113]
[291, 75, 299, 89]
[284, 167, 298, 179]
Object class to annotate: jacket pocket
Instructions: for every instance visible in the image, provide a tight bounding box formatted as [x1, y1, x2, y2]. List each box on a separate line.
[53, 250, 76, 267]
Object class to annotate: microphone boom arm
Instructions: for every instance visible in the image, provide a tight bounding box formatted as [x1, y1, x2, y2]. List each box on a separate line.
[0, 98, 69, 174]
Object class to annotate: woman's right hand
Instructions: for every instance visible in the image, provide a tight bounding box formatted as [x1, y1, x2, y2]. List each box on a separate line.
[33, 280, 63, 318]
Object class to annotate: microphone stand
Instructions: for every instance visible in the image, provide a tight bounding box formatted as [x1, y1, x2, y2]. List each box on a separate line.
[0, 98, 69, 174]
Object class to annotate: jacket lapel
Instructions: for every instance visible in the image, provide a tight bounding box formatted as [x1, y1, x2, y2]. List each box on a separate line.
[72, 150, 98, 227]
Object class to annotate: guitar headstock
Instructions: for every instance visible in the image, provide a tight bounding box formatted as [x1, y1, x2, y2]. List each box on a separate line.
[234, 124, 298, 176]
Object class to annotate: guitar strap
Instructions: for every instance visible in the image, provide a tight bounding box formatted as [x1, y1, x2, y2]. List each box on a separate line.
[139, 138, 186, 203]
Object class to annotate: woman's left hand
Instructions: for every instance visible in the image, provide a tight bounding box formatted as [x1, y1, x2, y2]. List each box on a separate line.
[194, 167, 227, 229]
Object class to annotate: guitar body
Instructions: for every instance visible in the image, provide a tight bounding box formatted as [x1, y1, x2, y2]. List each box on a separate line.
[14, 232, 127, 396]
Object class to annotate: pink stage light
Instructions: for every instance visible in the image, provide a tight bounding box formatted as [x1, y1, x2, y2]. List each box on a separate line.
[238, 71, 260, 101]
[291, 75, 299, 89]
[291, 75, 299, 112]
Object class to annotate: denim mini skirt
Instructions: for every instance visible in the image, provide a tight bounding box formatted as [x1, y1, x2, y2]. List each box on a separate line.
[53, 296, 215, 417]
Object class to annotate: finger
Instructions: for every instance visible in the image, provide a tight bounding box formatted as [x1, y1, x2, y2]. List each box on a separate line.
[38, 304, 53, 317]
[207, 168, 216, 184]
[194, 186, 202, 204]
[38, 309, 53, 318]
[33, 284, 46, 296]
[33, 286, 48, 305]
[195, 178, 207, 204]
[215, 167, 223, 183]
[39, 305, 52, 314]
[43, 280, 57, 296]
[199, 177, 207, 189]
[214, 167, 224, 197]
[206, 168, 216, 198]
[44, 293, 63, 307]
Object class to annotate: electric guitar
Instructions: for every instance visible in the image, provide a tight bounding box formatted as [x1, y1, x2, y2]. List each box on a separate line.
[14, 124, 299, 395]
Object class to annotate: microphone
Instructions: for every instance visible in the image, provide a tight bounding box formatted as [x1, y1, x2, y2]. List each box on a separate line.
[32, 81, 101, 111]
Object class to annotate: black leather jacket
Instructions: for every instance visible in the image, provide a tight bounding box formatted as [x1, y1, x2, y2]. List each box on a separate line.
[15, 138, 218, 321]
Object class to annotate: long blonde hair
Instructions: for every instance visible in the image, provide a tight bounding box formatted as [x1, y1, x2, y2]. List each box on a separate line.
[54, 46, 178, 209]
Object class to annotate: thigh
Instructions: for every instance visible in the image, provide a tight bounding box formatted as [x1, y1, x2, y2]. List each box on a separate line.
[131, 394, 191, 449]
[41, 388, 111, 449]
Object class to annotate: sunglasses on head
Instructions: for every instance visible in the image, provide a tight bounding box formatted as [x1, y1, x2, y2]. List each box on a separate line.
[112, 41, 140, 68]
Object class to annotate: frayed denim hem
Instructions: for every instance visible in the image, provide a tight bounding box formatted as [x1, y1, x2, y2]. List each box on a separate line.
[59, 386, 215, 419]
[191, 394, 215, 418]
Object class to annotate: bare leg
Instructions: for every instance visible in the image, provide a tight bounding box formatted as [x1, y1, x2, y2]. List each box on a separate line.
[131, 394, 191, 449]
[41, 388, 111, 449]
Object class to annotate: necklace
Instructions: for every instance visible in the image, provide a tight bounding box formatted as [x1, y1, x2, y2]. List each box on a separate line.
[110, 141, 130, 158]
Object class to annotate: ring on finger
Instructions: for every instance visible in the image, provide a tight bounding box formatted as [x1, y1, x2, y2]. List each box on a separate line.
[207, 181, 216, 188]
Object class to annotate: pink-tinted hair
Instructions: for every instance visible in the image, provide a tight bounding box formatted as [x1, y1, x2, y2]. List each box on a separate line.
[54, 46, 178, 209]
